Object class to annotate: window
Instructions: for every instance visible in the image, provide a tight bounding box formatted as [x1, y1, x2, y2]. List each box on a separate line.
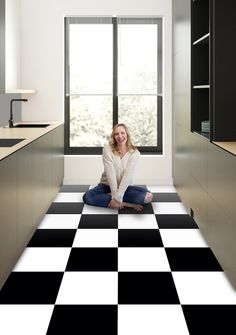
[65, 16, 162, 154]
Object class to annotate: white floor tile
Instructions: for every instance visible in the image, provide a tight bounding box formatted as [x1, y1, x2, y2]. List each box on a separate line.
[0, 305, 53, 335]
[118, 305, 189, 335]
[56, 272, 118, 304]
[147, 185, 177, 193]
[173, 272, 236, 304]
[13, 248, 71, 272]
[73, 229, 118, 247]
[38, 214, 81, 229]
[118, 214, 158, 229]
[118, 248, 170, 271]
[3, 184, 236, 335]
[53, 192, 84, 202]
[152, 202, 188, 215]
[82, 204, 118, 214]
[160, 229, 208, 247]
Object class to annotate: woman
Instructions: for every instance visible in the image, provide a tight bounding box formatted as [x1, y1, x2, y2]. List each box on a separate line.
[83, 123, 153, 211]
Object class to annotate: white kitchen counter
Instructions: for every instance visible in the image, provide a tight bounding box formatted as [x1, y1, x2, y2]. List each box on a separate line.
[0, 121, 64, 161]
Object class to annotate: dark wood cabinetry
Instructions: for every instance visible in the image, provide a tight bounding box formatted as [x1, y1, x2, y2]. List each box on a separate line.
[0, 125, 64, 288]
[211, 0, 236, 141]
[191, 0, 210, 139]
[173, 0, 236, 289]
[191, 0, 236, 141]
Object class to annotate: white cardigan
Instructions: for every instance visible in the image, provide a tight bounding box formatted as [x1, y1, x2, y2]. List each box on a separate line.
[100, 144, 140, 202]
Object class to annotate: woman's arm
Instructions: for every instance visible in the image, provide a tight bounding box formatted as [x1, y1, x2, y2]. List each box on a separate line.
[113, 150, 140, 202]
[102, 145, 118, 198]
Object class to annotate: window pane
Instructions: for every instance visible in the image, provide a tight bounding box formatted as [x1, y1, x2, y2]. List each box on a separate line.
[118, 24, 157, 94]
[70, 96, 112, 147]
[118, 95, 157, 146]
[65, 17, 162, 154]
[70, 24, 113, 94]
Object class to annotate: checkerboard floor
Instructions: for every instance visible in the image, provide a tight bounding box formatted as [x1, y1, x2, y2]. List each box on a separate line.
[1, 185, 236, 334]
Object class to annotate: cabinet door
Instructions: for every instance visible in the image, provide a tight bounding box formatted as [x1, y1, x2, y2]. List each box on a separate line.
[189, 176, 208, 233]
[207, 195, 236, 289]
[208, 142, 236, 222]
[52, 124, 64, 190]
[189, 134, 208, 231]
[212, 0, 236, 141]
[190, 133, 208, 192]
[0, 155, 17, 288]
[31, 137, 44, 227]
[41, 132, 55, 210]
[16, 145, 34, 252]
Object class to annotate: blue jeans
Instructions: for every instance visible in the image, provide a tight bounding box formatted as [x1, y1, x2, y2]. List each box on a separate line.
[83, 183, 149, 208]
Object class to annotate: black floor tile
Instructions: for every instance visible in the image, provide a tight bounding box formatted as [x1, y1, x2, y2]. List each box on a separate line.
[118, 272, 180, 304]
[47, 305, 117, 335]
[47, 202, 84, 214]
[119, 202, 154, 214]
[66, 248, 118, 271]
[59, 185, 90, 192]
[118, 229, 163, 247]
[182, 305, 236, 335]
[156, 214, 198, 229]
[27, 229, 76, 247]
[152, 193, 181, 202]
[0, 272, 63, 304]
[165, 248, 223, 271]
[79, 214, 118, 229]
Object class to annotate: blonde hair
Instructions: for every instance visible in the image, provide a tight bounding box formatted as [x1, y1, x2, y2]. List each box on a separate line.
[109, 123, 136, 155]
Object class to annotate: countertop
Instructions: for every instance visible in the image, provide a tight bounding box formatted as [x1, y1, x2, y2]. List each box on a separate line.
[213, 141, 236, 156]
[0, 121, 64, 161]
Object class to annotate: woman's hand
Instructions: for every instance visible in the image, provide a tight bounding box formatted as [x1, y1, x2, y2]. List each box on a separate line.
[108, 198, 123, 209]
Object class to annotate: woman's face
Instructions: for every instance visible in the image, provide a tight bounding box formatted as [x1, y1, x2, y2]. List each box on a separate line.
[114, 126, 127, 146]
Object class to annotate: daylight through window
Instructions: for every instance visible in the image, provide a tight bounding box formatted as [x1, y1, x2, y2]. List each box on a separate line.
[65, 16, 162, 154]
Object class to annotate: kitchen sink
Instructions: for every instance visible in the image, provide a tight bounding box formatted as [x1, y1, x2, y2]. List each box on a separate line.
[14, 124, 50, 128]
[0, 138, 25, 147]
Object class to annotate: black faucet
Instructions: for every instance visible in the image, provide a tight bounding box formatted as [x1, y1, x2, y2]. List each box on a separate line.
[9, 99, 28, 128]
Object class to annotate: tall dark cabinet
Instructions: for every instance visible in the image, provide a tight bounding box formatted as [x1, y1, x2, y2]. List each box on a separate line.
[211, 0, 236, 141]
[191, 0, 236, 141]
[173, 0, 236, 290]
[191, 0, 210, 139]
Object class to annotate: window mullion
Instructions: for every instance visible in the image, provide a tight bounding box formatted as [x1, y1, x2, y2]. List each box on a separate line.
[112, 17, 118, 126]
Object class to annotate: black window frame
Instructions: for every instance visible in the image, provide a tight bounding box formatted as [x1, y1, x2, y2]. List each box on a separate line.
[64, 16, 163, 155]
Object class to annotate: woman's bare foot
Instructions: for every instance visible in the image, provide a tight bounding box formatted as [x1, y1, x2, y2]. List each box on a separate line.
[108, 199, 143, 211]
[122, 202, 143, 211]
[144, 192, 153, 203]
[108, 198, 123, 209]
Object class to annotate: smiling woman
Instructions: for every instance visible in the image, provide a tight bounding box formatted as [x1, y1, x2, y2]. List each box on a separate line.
[83, 123, 153, 211]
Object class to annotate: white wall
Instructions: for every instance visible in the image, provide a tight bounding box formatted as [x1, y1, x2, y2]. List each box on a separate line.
[5, 0, 21, 90]
[20, 0, 172, 185]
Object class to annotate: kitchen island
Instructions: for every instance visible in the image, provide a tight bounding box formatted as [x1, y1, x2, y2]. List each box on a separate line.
[0, 121, 64, 288]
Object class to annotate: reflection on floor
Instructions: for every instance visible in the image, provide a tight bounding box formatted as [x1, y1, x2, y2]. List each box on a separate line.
[0, 185, 236, 335]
